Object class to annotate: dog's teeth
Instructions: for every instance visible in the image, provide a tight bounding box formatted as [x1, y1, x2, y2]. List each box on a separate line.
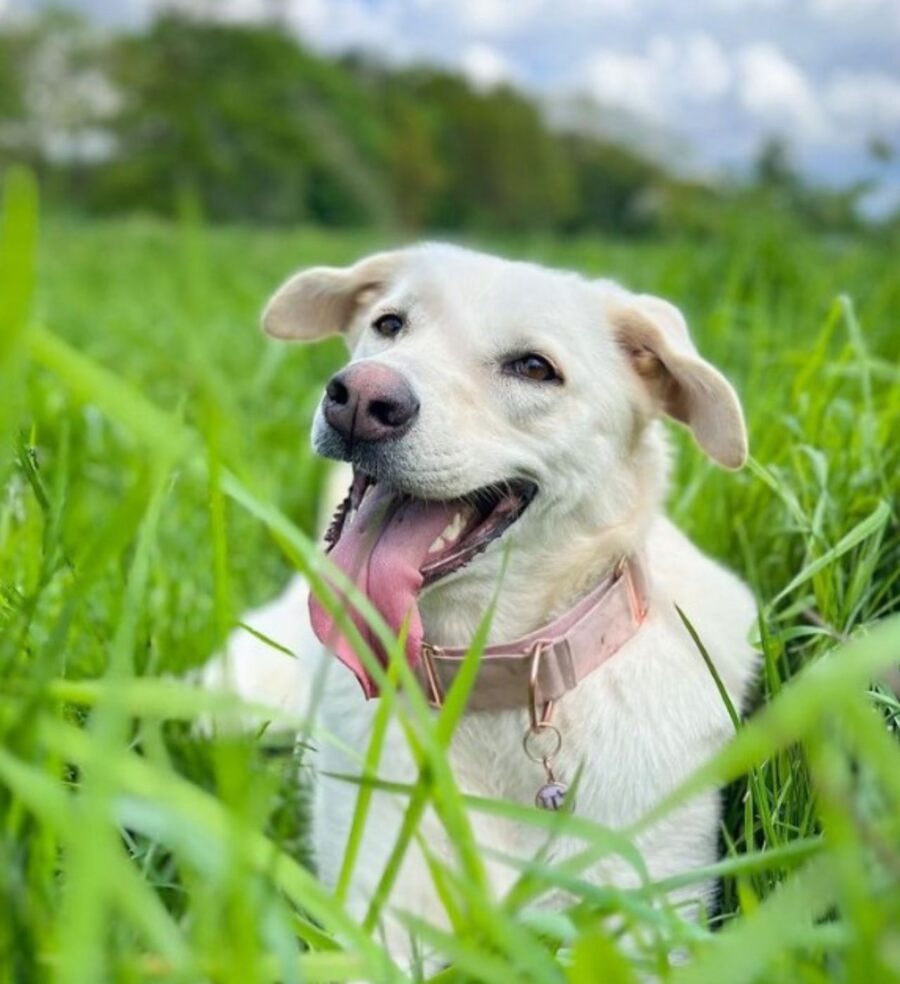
[439, 512, 465, 545]
[428, 512, 466, 555]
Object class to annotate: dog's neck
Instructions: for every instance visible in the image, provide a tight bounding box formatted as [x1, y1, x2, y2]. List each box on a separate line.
[419, 429, 667, 649]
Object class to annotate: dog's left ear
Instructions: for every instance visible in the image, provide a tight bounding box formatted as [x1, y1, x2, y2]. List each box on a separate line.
[262, 250, 402, 342]
[610, 294, 747, 469]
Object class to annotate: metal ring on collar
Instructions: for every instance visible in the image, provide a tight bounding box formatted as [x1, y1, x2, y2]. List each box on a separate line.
[522, 723, 562, 763]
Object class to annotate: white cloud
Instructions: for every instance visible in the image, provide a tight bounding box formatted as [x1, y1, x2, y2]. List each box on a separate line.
[711, 0, 784, 7]
[580, 49, 666, 121]
[454, 0, 544, 36]
[458, 43, 517, 91]
[677, 33, 732, 101]
[809, 0, 900, 35]
[290, 0, 405, 55]
[737, 43, 827, 141]
[825, 70, 900, 132]
[429, 0, 634, 38]
[578, 33, 732, 122]
[810, 0, 887, 14]
[561, 0, 636, 14]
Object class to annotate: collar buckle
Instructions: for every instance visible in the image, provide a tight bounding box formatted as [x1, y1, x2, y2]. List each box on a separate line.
[621, 556, 648, 624]
[527, 640, 555, 731]
[421, 641, 444, 709]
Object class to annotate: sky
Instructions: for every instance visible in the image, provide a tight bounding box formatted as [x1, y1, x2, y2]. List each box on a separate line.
[7, 0, 900, 213]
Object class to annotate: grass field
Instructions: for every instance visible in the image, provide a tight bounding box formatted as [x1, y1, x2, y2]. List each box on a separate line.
[1, 168, 899, 983]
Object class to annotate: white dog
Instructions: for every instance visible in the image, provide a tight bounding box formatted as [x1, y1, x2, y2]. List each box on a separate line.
[204, 243, 758, 966]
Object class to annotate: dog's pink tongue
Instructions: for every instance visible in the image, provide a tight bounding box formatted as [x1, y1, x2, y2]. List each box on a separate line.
[309, 484, 455, 697]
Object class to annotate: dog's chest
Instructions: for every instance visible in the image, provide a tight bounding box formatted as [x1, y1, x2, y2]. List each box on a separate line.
[444, 628, 723, 822]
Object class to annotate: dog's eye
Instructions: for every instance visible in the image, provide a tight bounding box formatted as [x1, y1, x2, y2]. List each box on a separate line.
[504, 353, 561, 383]
[372, 313, 404, 338]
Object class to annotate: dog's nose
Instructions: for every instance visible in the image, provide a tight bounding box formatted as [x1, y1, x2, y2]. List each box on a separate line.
[323, 363, 420, 442]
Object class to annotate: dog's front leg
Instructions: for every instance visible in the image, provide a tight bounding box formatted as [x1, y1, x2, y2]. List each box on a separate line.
[312, 700, 531, 974]
[311, 701, 453, 972]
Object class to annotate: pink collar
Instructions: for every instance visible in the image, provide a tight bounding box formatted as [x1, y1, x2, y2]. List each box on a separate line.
[416, 556, 649, 714]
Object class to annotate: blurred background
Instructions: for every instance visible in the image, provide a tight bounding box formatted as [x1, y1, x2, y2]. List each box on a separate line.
[2, 6, 899, 981]
[2, 0, 899, 237]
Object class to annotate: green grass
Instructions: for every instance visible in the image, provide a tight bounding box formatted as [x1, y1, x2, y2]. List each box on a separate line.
[1, 167, 899, 982]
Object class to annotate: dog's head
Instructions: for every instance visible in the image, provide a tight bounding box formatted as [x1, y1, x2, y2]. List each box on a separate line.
[263, 244, 746, 619]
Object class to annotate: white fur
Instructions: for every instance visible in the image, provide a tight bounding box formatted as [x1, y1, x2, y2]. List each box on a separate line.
[203, 244, 759, 967]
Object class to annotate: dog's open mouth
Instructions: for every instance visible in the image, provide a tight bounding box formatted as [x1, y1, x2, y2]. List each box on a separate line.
[325, 470, 537, 586]
[310, 469, 537, 697]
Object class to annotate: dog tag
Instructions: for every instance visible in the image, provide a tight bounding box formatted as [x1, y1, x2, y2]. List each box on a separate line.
[535, 779, 567, 811]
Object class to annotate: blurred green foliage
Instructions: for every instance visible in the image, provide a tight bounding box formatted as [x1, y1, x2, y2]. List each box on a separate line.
[0, 191, 897, 983]
[0, 10, 889, 236]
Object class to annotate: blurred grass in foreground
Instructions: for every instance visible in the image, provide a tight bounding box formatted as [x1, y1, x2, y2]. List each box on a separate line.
[0, 175, 898, 982]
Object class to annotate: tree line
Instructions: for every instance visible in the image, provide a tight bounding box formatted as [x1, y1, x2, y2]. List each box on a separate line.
[0, 11, 885, 235]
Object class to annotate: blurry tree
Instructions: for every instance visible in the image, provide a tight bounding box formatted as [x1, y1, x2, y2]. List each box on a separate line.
[754, 137, 798, 191]
[0, 11, 113, 186]
[752, 137, 865, 233]
[90, 16, 392, 225]
[0, 29, 29, 163]
[392, 69, 577, 230]
[382, 91, 447, 229]
[344, 57, 448, 230]
[867, 137, 893, 164]
[560, 134, 661, 234]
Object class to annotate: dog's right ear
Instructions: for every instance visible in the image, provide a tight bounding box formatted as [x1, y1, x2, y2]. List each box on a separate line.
[262, 251, 403, 342]
[608, 291, 748, 469]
